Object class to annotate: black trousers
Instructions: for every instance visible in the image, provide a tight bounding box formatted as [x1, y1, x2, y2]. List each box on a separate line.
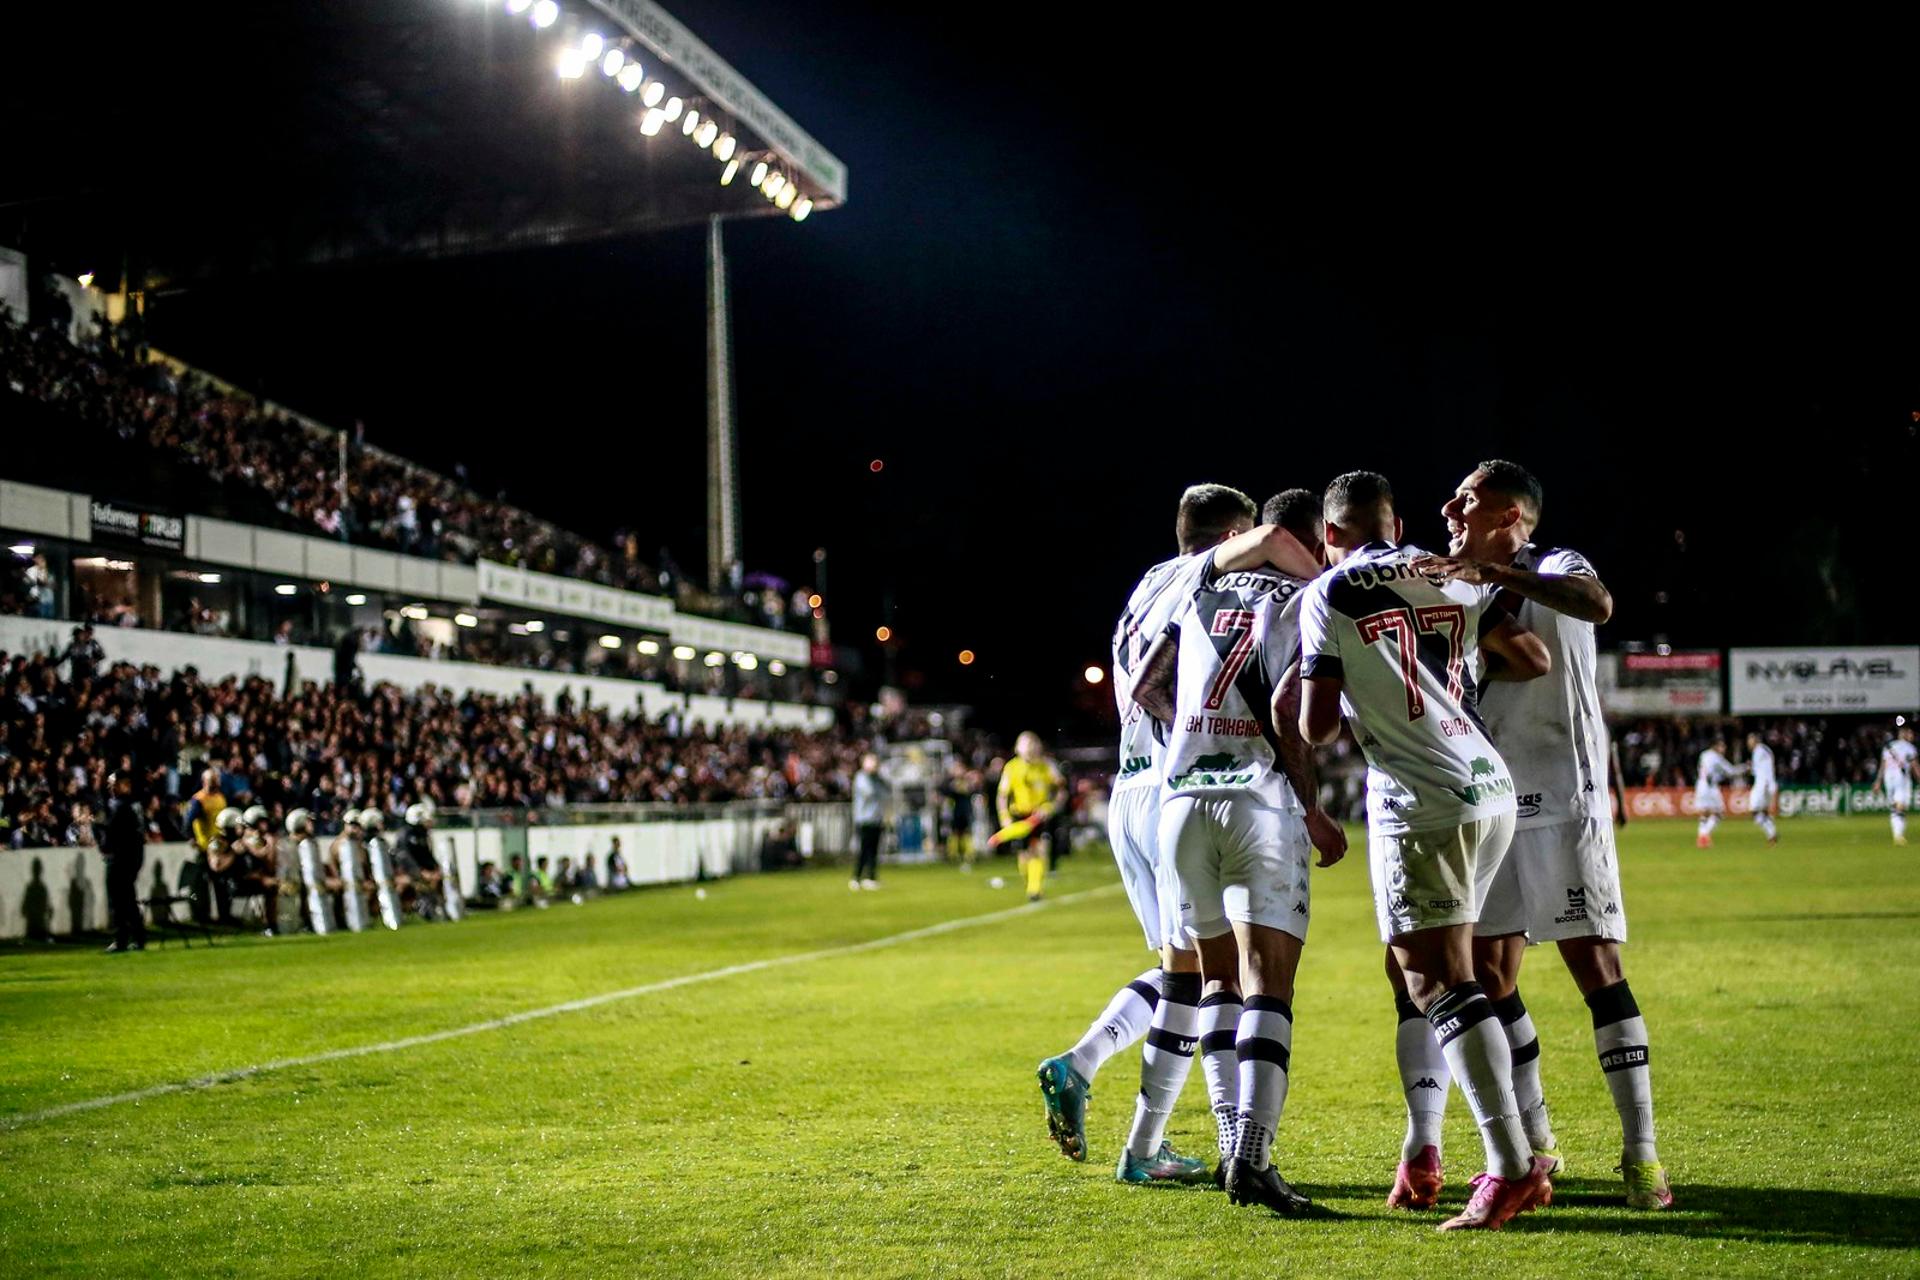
[105, 850, 147, 947]
[855, 824, 884, 881]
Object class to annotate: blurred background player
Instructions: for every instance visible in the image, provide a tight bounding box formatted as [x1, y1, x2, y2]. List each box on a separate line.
[1034, 483, 1320, 1183]
[1747, 732, 1780, 845]
[1878, 724, 1917, 844]
[1418, 459, 1672, 1211]
[851, 753, 891, 890]
[1299, 470, 1555, 1232]
[1693, 737, 1740, 848]
[940, 762, 978, 869]
[997, 734, 1062, 901]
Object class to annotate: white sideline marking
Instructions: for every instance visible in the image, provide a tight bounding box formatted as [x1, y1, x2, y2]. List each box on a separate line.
[2, 883, 1122, 1132]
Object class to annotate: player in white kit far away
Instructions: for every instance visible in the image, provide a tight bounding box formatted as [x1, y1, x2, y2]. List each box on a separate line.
[1878, 724, 1917, 845]
[1415, 460, 1673, 1211]
[1747, 733, 1780, 844]
[1298, 471, 1557, 1232]
[1694, 737, 1741, 848]
[1035, 484, 1320, 1182]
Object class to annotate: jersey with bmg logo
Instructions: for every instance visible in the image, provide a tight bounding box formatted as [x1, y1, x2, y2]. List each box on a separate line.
[1158, 567, 1310, 812]
[1298, 541, 1515, 836]
[1112, 550, 1215, 788]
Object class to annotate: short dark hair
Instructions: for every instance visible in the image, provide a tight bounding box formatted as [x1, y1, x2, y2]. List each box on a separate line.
[1261, 488, 1323, 544]
[1475, 459, 1543, 531]
[1323, 471, 1394, 534]
[1175, 484, 1257, 554]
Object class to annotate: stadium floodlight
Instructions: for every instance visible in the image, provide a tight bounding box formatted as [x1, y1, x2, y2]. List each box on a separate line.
[763, 172, 786, 198]
[768, 660, 786, 676]
[682, 109, 700, 136]
[704, 651, 726, 667]
[557, 47, 588, 78]
[641, 79, 665, 106]
[525, 619, 546, 632]
[749, 160, 769, 187]
[456, 613, 479, 628]
[637, 639, 660, 655]
[875, 626, 892, 642]
[734, 653, 758, 670]
[77, 272, 95, 288]
[790, 197, 813, 222]
[403, 604, 430, 620]
[530, 0, 558, 27]
[715, 133, 737, 161]
[958, 649, 976, 665]
[775, 183, 797, 210]
[506, 0, 532, 12]
[672, 644, 696, 661]
[618, 62, 644, 91]
[694, 120, 719, 149]
[662, 96, 684, 122]
[601, 48, 624, 76]
[640, 108, 665, 135]
[345, 593, 367, 605]
[720, 158, 740, 185]
[1084, 665, 1105, 685]
[197, 572, 222, 584]
[275, 584, 298, 596]
[599, 634, 622, 649]
[579, 32, 604, 59]
[8, 542, 33, 556]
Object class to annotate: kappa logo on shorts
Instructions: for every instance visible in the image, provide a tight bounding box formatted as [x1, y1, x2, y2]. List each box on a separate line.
[1389, 894, 1413, 916]
[1604, 902, 1620, 915]
[1293, 901, 1307, 915]
[1554, 886, 1590, 925]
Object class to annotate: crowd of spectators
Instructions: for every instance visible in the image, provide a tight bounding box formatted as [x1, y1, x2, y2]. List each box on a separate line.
[1, 640, 869, 852]
[0, 305, 804, 632]
[1614, 717, 1902, 787]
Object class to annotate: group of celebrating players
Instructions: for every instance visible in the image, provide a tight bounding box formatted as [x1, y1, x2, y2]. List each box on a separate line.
[1034, 462, 1669, 1232]
[203, 799, 464, 937]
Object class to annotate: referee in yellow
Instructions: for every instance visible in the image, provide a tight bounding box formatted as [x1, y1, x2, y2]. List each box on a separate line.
[998, 732, 1064, 901]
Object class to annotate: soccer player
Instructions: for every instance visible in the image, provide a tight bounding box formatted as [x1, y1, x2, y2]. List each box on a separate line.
[1694, 736, 1740, 848]
[1298, 470, 1556, 1232]
[998, 734, 1063, 901]
[1747, 732, 1780, 844]
[1130, 503, 1344, 1216]
[1415, 460, 1673, 1211]
[1034, 484, 1321, 1180]
[1878, 724, 1917, 845]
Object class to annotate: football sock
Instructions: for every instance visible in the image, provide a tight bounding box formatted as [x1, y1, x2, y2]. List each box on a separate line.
[1064, 969, 1160, 1083]
[1198, 990, 1243, 1161]
[1396, 993, 1450, 1162]
[1427, 982, 1530, 1180]
[1126, 970, 1200, 1160]
[1755, 811, 1778, 839]
[1232, 995, 1293, 1171]
[1697, 813, 1719, 839]
[1587, 980, 1658, 1164]
[1023, 856, 1047, 897]
[1894, 811, 1908, 841]
[1491, 989, 1555, 1152]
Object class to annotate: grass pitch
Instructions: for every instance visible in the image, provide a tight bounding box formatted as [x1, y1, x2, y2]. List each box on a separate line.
[2, 817, 1918, 1278]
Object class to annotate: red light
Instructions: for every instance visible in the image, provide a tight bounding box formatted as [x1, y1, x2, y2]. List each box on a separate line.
[869, 459, 884, 473]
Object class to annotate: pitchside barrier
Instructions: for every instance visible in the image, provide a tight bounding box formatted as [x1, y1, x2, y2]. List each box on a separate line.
[1623, 785, 1899, 820]
[0, 801, 852, 942]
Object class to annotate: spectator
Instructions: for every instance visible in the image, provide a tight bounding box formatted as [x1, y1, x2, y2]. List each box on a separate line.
[605, 837, 630, 890]
[100, 770, 147, 954]
[851, 753, 890, 891]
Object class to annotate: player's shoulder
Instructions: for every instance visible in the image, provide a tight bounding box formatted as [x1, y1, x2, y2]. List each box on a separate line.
[1125, 552, 1194, 608]
[1525, 542, 1598, 577]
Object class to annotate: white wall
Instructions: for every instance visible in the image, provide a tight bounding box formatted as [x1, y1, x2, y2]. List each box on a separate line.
[0, 615, 832, 730]
[0, 840, 196, 939]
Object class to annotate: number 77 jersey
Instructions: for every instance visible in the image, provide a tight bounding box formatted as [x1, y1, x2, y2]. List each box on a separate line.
[1297, 541, 1517, 837]
[1159, 567, 1313, 812]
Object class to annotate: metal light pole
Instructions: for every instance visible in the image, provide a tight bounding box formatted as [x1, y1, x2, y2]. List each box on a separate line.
[705, 215, 740, 594]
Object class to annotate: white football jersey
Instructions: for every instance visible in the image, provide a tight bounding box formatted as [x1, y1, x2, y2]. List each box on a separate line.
[1112, 550, 1216, 789]
[1159, 567, 1311, 812]
[1884, 739, 1918, 782]
[1299, 541, 1515, 837]
[1476, 545, 1610, 830]
[1696, 748, 1737, 787]
[1750, 743, 1777, 788]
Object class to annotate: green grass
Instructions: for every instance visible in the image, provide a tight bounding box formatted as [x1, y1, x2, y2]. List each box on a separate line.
[3, 817, 1919, 1278]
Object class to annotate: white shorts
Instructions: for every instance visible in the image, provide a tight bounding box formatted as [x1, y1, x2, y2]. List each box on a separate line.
[1889, 780, 1914, 811]
[1369, 810, 1515, 943]
[1158, 793, 1311, 944]
[1694, 785, 1725, 814]
[1108, 783, 1178, 951]
[1476, 817, 1628, 943]
[1749, 783, 1777, 814]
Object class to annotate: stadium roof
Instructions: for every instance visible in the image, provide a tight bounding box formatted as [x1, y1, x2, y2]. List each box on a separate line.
[1, 0, 845, 289]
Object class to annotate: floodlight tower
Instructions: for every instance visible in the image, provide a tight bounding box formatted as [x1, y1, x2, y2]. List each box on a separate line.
[705, 214, 740, 594]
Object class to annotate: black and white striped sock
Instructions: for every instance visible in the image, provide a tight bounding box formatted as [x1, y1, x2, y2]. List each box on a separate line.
[1587, 980, 1657, 1163]
[1428, 982, 1530, 1180]
[1232, 995, 1293, 1171]
[1197, 990, 1243, 1161]
[1063, 969, 1160, 1083]
[1125, 971, 1200, 1160]
[1492, 989, 1555, 1152]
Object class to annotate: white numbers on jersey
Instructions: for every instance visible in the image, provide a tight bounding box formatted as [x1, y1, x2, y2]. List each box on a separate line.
[1205, 608, 1258, 711]
[1355, 604, 1466, 721]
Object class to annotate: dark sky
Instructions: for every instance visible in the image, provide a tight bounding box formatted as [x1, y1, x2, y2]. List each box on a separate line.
[101, 6, 1918, 739]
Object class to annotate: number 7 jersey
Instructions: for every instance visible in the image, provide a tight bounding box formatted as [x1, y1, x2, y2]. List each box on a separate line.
[1298, 541, 1516, 836]
[1159, 567, 1312, 813]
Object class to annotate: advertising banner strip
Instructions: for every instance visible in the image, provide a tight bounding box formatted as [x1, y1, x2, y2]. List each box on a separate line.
[1728, 646, 1920, 715]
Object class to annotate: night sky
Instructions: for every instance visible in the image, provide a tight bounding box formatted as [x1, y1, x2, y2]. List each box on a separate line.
[95, 6, 1918, 738]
